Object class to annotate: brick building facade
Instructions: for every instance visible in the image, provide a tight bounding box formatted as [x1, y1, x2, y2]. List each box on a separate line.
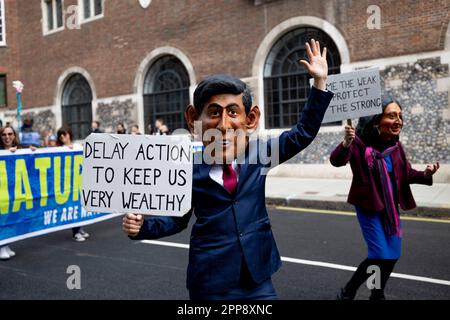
[0, 0, 449, 165]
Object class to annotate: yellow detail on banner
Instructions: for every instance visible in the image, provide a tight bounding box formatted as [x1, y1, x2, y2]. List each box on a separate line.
[35, 157, 51, 207]
[72, 155, 83, 202]
[54, 156, 72, 205]
[12, 159, 33, 212]
[0, 161, 9, 214]
[0, 153, 82, 214]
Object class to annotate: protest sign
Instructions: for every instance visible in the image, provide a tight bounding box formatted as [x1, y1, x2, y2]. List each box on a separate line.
[20, 132, 41, 147]
[81, 134, 193, 217]
[0, 146, 119, 246]
[310, 68, 382, 123]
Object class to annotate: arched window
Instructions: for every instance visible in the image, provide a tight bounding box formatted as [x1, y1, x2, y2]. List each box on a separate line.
[264, 27, 341, 128]
[62, 74, 93, 140]
[143, 55, 190, 133]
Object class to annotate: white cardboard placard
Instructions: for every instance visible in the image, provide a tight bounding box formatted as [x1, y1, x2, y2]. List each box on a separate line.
[311, 68, 382, 123]
[81, 134, 192, 216]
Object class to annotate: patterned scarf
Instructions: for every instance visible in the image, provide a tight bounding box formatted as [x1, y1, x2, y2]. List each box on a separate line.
[365, 143, 402, 237]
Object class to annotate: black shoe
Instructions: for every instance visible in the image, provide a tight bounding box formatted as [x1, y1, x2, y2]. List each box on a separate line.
[336, 287, 355, 300]
[369, 289, 386, 300]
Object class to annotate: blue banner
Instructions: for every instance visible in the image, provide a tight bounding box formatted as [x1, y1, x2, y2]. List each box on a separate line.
[0, 146, 120, 246]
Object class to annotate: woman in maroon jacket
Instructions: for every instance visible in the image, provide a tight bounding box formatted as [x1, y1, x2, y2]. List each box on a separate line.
[330, 99, 439, 300]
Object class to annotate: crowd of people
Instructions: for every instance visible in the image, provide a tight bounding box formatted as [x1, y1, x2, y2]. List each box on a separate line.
[117, 118, 170, 135]
[0, 125, 21, 260]
[0, 117, 173, 258]
[0, 41, 441, 300]
[0, 118, 172, 151]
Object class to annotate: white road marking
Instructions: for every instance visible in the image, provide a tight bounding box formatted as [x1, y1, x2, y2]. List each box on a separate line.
[275, 206, 450, 224]
[141, 240, 189, 249]
[140, 239, 450, 287]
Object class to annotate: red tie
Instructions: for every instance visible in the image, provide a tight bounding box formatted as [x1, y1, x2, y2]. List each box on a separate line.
[223, 164, 238, 194]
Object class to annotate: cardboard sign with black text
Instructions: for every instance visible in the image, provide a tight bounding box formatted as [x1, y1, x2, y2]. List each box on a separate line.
[81, 134, 193, 217]
[310, 68, 382, 123]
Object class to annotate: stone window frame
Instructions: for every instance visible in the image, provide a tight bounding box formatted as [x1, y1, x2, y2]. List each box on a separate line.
[134, 47, 197, 135]
[41, 0, 65, 36]
[55, 67, 98, 135]
[143, 55, 191, 133]
[263, 27, 342, 129]
[78, 0, 104, 25]
[61, 73, 94, 140]
[252, 16, 350, 134]
[0, 0, 6, 46]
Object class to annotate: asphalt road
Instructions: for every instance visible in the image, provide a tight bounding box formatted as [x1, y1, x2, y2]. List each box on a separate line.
[0, 206, 449, 300]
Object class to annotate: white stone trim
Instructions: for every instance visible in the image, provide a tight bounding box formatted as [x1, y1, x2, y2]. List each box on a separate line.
[437, 77, 450, 93]
[0, 0, 6, 46]
[138, 0, 152, 9]
[445, 21, 450, 51]
[133, 46, 197, 133]
[54, 66, 97, 129]
[0, 105, 57, 130]
[13, 105, 54, 114]
[342, 50, 450, 72]
[251, 16, 350, 132]
[252, 16, 350, 76]
[41, 0, 66, 36]
[94, 93, 139, 106]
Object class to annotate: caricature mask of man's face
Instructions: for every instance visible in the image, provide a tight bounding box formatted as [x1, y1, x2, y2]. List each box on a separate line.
[185, 93, 260, 164]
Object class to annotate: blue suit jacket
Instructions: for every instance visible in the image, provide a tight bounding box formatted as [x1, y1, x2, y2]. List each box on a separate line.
[130, 86, 334, 293]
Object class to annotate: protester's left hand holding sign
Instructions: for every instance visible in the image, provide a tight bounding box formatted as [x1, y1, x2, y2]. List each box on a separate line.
[122, 213, 144, 237]
[81, 133, 193, 218]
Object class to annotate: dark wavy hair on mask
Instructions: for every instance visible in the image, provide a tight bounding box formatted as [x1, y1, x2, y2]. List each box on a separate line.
[356, 97, 403, 147]
[193, 74, 253, 114]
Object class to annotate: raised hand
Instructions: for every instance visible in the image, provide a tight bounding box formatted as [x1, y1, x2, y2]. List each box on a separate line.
[424, 161, 440, 177]
[299, 39, 328, 90]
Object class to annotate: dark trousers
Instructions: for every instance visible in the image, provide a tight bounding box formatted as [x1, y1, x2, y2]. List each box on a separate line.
[189, 260, 277, 300]
[72, 227, 80, 236]
[344, 258, 397, 298]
